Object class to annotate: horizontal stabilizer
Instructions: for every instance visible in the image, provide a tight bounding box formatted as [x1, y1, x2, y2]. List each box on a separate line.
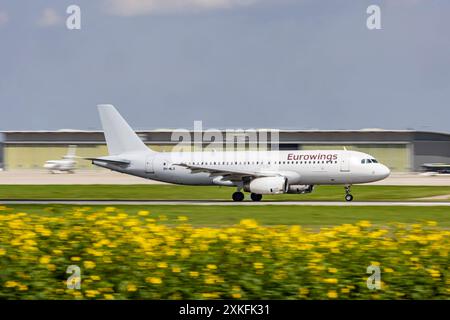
[85, 157, 130, 166]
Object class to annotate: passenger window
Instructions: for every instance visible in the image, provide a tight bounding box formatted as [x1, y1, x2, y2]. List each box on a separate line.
[361, 159, 366, 164]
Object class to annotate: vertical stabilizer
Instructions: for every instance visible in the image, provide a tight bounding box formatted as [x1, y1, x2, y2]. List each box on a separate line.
[97, 104, 150, 155]
[63, 145, 77, 159]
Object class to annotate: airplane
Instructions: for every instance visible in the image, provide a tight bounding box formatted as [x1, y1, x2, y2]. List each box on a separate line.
[421, 163, 450, 175]
[87, 105, 391, 202]
[43, 145, 77, 173]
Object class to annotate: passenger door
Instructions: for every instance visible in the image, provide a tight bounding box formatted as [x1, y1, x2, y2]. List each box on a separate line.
[340, 153, 350, 172]
[145, 156, 154, 173]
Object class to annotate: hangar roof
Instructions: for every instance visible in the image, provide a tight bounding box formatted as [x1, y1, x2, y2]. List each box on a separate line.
[1, 129, 449, 145]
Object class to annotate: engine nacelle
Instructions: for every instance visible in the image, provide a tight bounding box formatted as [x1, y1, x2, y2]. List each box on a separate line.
[244, 176, 288, 195]
[287, 185, 314, 194]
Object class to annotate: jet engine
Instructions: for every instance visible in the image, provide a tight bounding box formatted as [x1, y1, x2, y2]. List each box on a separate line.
[287, 185, 314, 194]
[244, 176, 288, 194]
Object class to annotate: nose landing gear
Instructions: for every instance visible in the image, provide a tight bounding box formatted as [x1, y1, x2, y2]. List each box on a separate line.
[344, 185, 354, 202]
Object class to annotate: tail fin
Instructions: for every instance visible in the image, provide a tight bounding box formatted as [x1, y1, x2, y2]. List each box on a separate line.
[63, 145, 77, 159]
[97, 104, 151, 155]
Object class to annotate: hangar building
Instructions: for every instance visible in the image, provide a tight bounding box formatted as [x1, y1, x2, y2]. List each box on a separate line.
[1, 129, 450, 172]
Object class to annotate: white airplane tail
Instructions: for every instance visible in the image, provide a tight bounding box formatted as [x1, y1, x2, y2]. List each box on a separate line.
[63, 145, 77, 159]
[97, 104, 152, 155]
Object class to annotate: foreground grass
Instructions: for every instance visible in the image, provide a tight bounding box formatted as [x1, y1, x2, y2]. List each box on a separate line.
[0, 205, 448, 299]
[4, 204, 450, 227]
[1, 185, 450, 201]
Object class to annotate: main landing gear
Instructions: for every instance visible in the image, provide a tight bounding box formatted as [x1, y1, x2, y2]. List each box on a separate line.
[250, 193, 262, 202]
[344, 185, 354, 202]
[232, 191, 245, 202]
[231, 191, 263, 202]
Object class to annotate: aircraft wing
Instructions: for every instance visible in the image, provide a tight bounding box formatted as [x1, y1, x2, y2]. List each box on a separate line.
[174, 163, 277, 182]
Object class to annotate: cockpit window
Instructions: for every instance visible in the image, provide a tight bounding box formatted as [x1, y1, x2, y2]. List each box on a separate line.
[362, 158, 378, 164]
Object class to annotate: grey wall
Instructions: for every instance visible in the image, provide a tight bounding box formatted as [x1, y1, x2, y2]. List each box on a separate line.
[414, 141, 450, 170]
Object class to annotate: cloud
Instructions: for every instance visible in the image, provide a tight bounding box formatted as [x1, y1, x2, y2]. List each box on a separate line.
[0, 11, 9, 26]
[37, 8, 63, 27]
[104, 0, 261, 16]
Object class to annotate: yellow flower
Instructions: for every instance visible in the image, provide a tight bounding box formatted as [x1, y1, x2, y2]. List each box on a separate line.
[253, 262, 264, 269]
[138, 210, 149, 216]
[240, 219, 258, 228]
[327, 290, 338, 299]
[86, 290, 100, 297]
[177, 216, 188, 221]
[146, 277, 162, 284]
[84, 261, 96, 269]
[157, 262, 168, 268]
[232, 293, 242, 299]
[357, 220, 371, 228]
[384, 268, 394, 273]
[127, 284, 137, 292]
[172, 267, 181, 273]
[103, 294, 114, 300]
[90, 275, 101, 281]
[207, 264, 217, 270]
[71, 256, 81, 262]
[47, 264, 56, 271]
[39, 255, 51, 265]
[202, 293, 219, 299]
[323, 278, 338, 284]
[0, 248, 6, 256]
[180, 248, 191, 258]
[4, 281, 18, 288]
[298, 288, 309, 296]
[428, 269, 441, 278]
[189, 271, 199, 277]
[328, 268, 338, 273]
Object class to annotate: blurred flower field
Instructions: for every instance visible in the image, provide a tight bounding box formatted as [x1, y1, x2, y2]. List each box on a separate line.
[0, 206, 448, 299]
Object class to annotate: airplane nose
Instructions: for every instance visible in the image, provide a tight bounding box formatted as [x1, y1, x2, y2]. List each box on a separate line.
[379, 164, 391, 179]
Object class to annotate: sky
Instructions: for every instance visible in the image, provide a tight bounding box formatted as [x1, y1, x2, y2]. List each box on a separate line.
[0, 0, 449, 132]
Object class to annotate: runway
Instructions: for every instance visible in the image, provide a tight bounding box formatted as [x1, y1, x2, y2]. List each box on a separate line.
[2, 200, 450, 206]
[2, 170, 450, 186]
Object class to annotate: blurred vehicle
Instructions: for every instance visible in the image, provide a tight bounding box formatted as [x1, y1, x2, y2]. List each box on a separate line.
[421, 163, 450, 175]
[87, 105, 390, 202]
[43, 145, 77, 173]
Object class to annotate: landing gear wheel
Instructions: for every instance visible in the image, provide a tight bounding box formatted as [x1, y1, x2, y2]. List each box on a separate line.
[345, 194, 354, 202]
[232, 191, 245, 202]
[250, 193, 263, 202]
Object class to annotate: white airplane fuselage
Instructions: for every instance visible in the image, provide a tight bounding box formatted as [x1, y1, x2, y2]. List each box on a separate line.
[43, 159, 76, 173]
[93, 150, 390, 186]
